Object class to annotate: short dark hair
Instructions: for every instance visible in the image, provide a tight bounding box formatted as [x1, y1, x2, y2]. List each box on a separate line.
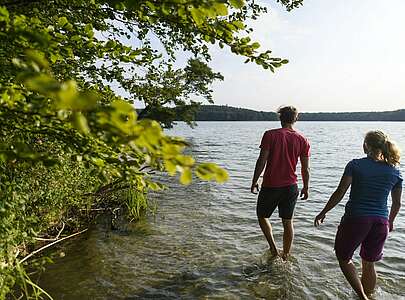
[277, 106, 298, 124]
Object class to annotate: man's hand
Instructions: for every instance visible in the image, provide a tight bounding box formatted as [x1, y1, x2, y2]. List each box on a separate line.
[300, 187, 309, 200]
[314, 213, 325, 227]
[251, 183, 259, 194]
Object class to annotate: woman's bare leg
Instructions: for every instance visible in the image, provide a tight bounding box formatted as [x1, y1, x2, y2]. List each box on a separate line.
[338, 259, 369, 300]
[361, 259, 377, 296]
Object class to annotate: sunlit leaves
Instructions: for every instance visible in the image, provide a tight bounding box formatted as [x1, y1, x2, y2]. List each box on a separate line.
[57, 16, 68, 27]
[84, 24, 94, 38]
[196, 163, 229, 183]
[229, 0, 245, 9]
[189, 7, 205, 25]
[212, 3, 228, 16]
[276, 0, 303, 11]
[25, 49, 49, 70]
[56, 82, 99, 111]
[23, 74, 60, 93]
[179, 167, 192, 185]
[0, 6, 10, 24]
[164, 159, 177, 176]
[108, 99, 138, 134]
[71, 112, 90, 134]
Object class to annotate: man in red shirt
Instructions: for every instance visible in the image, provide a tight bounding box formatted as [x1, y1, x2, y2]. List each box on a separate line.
[251, 106, 310, 260]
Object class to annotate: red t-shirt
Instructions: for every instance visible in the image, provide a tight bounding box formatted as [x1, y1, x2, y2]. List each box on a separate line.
[260, 128, 310, 188]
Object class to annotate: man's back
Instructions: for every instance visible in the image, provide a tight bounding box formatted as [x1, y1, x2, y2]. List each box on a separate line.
[260, 128, 310, 188]
[252, 105, 310, 260]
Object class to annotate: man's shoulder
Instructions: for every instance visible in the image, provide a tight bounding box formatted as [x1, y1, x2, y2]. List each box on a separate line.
[292, 130, 309, 143]
[265, 128, 281, 134]
[262, 128, 281, 138]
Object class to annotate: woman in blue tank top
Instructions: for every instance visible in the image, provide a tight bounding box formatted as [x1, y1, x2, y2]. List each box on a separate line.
[314, 130, 402, 300]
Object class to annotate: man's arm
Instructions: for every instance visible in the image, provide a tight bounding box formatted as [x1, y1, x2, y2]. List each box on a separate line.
[389, 187, 402, 232]
[300, 156, 310, 200]
[251, 148, 269, 194]
[314, 175, 352, 226]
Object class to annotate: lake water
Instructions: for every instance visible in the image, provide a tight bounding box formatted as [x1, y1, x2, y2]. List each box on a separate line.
[39, 122, 405, 299]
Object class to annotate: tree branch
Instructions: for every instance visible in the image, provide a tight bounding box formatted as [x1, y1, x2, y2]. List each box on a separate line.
[20, 228, 88, 264]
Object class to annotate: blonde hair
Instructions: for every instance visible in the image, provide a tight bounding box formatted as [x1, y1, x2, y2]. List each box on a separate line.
[364, 130, 401, 166]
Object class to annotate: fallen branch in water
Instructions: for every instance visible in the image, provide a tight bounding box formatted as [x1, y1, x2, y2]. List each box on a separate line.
[55, 222, 65, 239]
[33, 222, 66, 242]
[20, 228, 88, 264]
[79, 208, 110, 212]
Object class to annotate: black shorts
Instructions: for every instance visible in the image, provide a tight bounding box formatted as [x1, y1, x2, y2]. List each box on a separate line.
[256, 184, 299, 219]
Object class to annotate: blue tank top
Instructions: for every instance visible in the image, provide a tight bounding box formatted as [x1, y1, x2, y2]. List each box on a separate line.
[343, 157, 403, 218]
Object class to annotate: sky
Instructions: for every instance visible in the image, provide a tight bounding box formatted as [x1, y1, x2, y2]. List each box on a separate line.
[207, 0, 405, 112]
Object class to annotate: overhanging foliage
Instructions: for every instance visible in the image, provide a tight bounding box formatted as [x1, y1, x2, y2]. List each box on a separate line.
[0, 0, 303, 298]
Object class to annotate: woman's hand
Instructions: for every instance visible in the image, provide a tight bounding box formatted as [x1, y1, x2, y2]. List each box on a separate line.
[314, 213, 326, 227]
[389, 221, 394, 232]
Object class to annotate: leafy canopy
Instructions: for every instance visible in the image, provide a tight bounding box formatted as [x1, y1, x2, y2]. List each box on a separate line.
[0, 0, 303, 297]
[0, 0, 303, 185]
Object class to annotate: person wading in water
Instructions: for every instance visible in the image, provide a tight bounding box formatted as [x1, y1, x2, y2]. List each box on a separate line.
[314, 130, 402, 300]
[251, 106, 311, 260]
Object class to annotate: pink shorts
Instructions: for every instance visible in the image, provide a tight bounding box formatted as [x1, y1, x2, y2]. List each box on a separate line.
[334, 216, 389, 262]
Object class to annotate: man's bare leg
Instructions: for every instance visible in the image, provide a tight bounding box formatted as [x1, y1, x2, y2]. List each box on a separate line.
[361, 259, 377, 296]
[258, 217, 278, 256]
[281, 218, 294, 260]
[338, 259, 369, 300]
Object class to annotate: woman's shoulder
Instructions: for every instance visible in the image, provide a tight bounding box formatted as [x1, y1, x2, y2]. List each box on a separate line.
[346, 157, 375, 170]
[392, 165, 402, 177]
[347, 157, 366, 165]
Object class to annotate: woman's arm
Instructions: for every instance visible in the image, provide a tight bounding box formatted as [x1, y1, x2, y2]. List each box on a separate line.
[314, 175, 352, 226]
[389, 187, 402, 232]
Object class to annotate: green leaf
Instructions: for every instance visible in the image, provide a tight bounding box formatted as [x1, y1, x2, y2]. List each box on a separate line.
[162, 143, 182, 158]
[195, 163, 228, 183]
[176, 155, 195, 167]
[111, 99, 134, 113]
[0, 6, 10, 23]
[179, 168, 192, 185]
[232, 20, 245, 30]
[213, 3, 228, 16]
[72, 112, 90, 134]
[229, 0, 245, 9]
[146, 181, 163, 190]
[105, 39, 117, 49]
[50, 53, 59, 63]
[164, 160, 177, 176]
[91, 157, 105, 167]
[214, 168, 229, 183]
[190, 7, 205, 26]
[57, 16, 68, 27]
[56, 81, 98, 111]
[25, 49, 49, 69]
[24, 74, 60, 94]
[251, 42, 260, 49]
[84, 24, 94, 38]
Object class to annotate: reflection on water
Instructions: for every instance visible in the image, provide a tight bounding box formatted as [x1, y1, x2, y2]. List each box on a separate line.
[39, 122, 405, 299]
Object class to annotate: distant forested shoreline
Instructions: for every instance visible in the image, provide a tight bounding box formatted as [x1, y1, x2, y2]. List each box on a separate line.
[195, 105, 405, 121]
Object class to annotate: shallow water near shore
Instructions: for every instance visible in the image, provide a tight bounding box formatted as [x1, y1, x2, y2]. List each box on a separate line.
[39, 122, 405, 299]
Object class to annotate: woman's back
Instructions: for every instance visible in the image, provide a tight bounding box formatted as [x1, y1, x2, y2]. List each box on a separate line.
[344, 157, 402, 218]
